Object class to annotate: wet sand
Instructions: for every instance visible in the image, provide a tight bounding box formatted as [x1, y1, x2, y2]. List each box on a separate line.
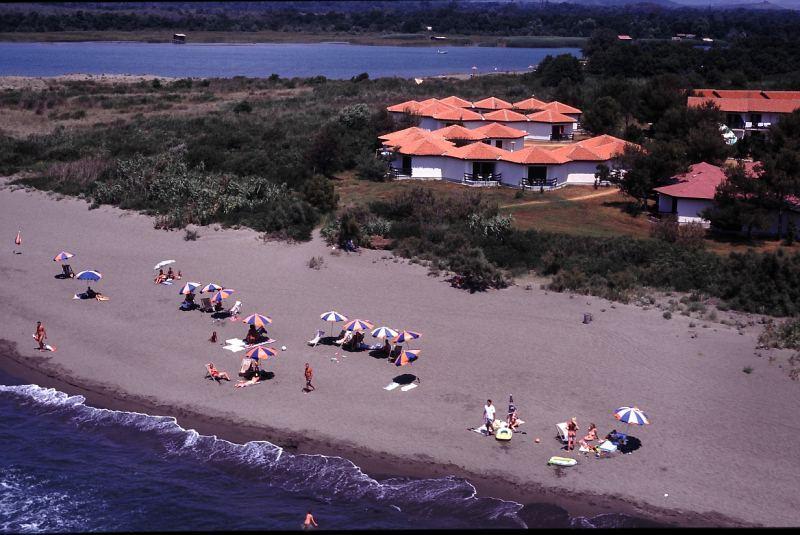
[0, 183, 798, 527]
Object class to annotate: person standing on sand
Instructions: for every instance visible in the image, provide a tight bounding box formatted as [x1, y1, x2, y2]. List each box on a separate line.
[34, 321, 46, 350]
[567, 417, 579, 451]
[303, 510, 318, 530]
[304, 363, 315, 392]
[483, 399, 496, 436]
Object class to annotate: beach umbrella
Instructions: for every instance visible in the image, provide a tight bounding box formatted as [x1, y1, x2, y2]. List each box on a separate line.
[153, 259, 175, 270]
[211, 289, 235, 303]
[393, 330, 421, 345]
[343, 319, 373, 332]
[178, 282, 201, 295]
[371, 326, 398, 339]
[394, 349, 421, 367]
[613, 406, 650, 441]
[243, 313, 272, 329]
[53, 251, 74, 262]
[320, 310, 347, 337]
[76, 270, 102, 281]
[201, 283, 222, 294]
[246, 345, 277, 363]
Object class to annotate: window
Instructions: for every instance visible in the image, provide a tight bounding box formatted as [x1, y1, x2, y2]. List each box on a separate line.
[495, 140, 502, 148]
[527, 166, 547, 183]
[726, 113, 744, 128]
[472, 161, 495, 178]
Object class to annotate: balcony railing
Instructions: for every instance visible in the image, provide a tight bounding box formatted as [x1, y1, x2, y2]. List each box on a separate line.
[521, 177, 559, 190]
[463, 172, 501, 186]
[389, 167, 412, 179]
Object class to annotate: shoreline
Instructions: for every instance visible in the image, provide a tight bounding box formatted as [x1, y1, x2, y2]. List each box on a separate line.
[0, 339, 747, 528]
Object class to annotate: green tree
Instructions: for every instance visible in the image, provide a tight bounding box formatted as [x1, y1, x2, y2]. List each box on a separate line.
[302, 174, 338, 213]
[582, 96, 621, 135]
[704, 161, 771, 239]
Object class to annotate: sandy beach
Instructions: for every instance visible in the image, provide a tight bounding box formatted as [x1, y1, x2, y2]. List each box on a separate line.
[1, 183, 798, 527]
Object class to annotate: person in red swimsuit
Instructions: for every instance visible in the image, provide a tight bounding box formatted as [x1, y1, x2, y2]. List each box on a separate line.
[567, 417, 579, 451]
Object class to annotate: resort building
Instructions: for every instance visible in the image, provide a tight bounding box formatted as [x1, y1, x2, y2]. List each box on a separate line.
[688, 89, 800, 139]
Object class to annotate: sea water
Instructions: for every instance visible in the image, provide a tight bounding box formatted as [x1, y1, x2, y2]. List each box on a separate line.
[0, 368, 652, 531]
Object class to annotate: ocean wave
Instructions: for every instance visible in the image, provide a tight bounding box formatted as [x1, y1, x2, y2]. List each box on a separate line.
[0, 383, 526, 529]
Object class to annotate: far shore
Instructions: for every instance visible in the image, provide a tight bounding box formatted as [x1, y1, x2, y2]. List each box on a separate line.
[1, 184, 798, 528]
[0, 30, 587, 48]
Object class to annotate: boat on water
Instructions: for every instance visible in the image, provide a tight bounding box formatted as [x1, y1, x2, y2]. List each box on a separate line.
[437, 49, 448, 54]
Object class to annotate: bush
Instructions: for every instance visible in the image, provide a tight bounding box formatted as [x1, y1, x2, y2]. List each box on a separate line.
[184, 227, 199, 241]
[663, 311, 672, 319]
[233, 100, 252, 114]
[355, 152, 389, 181]
[742, 366, 753, 374]
[307, 256, 324, 270]
[302, 174, 338, 213]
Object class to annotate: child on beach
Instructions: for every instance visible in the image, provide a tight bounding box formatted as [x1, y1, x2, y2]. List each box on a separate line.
[304, 363, 315, 393]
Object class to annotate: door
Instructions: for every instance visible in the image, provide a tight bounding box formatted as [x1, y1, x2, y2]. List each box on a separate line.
[472, 161, 495, 179]
[551, 125, 564, 140]
[527, 165, 547, 185]
[671, 196, 678, 214]
[495, 140, 502, 148]
[402, 156, 412, 176]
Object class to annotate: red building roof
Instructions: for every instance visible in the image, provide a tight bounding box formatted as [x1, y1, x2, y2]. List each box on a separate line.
[472, 96, 513, 110]
[503, 146, 571, 165]
[653, 161, 766, 200]
[513, 97, 549, 112]
[443, 142, 509, 160]
[541, 101, 582, 115]
[483, 109, 529, 122]
[439, 95, 474, 108]
[527, 109, 576, 124]
[433, 107, 484, 121]
[432, 124, 487, 141]
[688, 89, 800, 114]
[472, 122, 527, 139]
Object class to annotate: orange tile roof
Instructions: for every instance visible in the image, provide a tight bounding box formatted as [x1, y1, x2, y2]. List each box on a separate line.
[472, 122, 527, 139]
[433, 107, 484, 121]
[386, 100, 422, 113]
[542, 101, 582, 115]
[417, 100, 459, 118]
[693, 89, 800, 100]
[513, 97, 549, 112]
[483, 109, 530, 122]
[394, 135, 455, 156]
[653, 162, 727, 200]
[432, 125, 487, 141]
[553, 135, 630, 161]
[443, 142, 509, 160]
[379, 126, 427, 142]
[472, 96, 513, 110]
[687, 95, 800, 114]
[503, 146, 571, 165]
[439, 95, 474, 108]
[527, 109, 576, 124]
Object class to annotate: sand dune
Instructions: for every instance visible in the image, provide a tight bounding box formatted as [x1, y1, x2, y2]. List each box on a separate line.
[1, 183, 798, 527]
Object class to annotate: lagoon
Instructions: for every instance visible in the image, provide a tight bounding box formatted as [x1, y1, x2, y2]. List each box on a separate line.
[0, 41, 581, 79]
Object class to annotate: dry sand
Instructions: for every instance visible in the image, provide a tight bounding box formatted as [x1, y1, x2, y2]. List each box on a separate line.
[1, 183, 798, 527]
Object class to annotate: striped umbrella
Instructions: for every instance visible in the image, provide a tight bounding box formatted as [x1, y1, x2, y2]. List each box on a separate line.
[76, 270, 102, 281]
[243, 314, 272, 329]
[178, 282, 201, 295]
[613, 406, 650, 442]
[343, 319, 373, 332]
[211, 289, 235, 303]
[371, 326, 398, 339]
[153, 259, 175, 270]
[246, 345, 277, 363]
[394, 349, 421, 367]
[201, 283, 222, 294]
[53, 251, 74, 262]
[320, 310, 347, 323]
[393, 330, 421, 346]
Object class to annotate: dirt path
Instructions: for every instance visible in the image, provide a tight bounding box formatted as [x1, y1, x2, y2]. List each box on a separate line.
[500, 187, 620, 209]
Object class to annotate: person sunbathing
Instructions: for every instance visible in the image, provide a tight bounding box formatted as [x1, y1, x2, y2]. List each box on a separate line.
[508, 412, 521, 431]
[154, 269, 167, 284]
[166, 267, 175, 280]
[246, 325, 259, 345]
[207, 363, 230, 381]
[580, 423, 600, 450]
[235, 375, 261, 388]
[175, 270, 182, 280]
[85, 286, 97, 299]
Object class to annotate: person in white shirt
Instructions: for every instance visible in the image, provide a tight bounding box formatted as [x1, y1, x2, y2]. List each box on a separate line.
[483, 399, 496, 436]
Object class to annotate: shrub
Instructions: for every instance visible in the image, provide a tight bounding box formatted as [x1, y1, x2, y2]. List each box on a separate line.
[338, 210, 362, 247]
[355, 152, 389, 181]
[663, 311, 672, 319]
[233, 100, 252, 114]
[307, 256, 324, 270]
[184, 227, 199, 241]
[302, 174, 338, 213]
[742, 366, 753, 374]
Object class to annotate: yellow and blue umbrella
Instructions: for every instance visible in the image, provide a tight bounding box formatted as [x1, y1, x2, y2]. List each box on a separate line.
[76, 270, 102, 281]
[243, 314, 272, 329]
[393, 330, 421, 344]
[371, 326, 398, 339]
[211, 289, 235, 303]
[178, 282, 201, 295]
[246, 345, 277, 362]
[394, 349, 421, 367]
[201, 283, 222, 294]
[343, 319, 373, 332]
[53, 251, 74, 262]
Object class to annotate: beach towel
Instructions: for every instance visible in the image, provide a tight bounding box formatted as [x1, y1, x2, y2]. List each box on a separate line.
[383, 382, 400, 391]
[223, 345, 246, 353]
[225, 338, 245, 346]
[96, 295, 110, 301]
[400, 383, 418, 392]
[161, 279, 173, 285]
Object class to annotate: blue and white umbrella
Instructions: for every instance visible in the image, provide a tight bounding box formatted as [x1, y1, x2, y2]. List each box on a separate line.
[371, 326, 398, 339]
[614, 406, 649, 426]
[320, 311, 347, 322]
[178, 282, 201, 295]
[201, 283, 222, 294]
[76, 270, 102, 281]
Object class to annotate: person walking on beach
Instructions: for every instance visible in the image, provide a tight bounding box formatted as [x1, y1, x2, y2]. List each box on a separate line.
[304, 363, 315, 393]
[34, 321, 46, 350]
[567, 417, 579, 451]
[483, 399, 496, 436]
[303, 510, 318, 530]
[13, 229, 21, 255]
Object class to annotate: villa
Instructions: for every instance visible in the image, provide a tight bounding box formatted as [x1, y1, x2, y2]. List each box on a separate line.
[688, 89, 800, 139]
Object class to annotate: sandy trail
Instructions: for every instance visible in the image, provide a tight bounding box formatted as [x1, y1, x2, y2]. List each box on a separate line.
[0, 184, 798, 527]
[501, 187, 620, 208]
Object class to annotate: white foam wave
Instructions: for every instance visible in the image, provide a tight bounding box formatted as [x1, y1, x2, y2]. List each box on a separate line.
[0, 383, 526, 528]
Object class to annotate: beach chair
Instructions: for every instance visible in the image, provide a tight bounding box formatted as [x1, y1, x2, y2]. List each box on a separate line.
[239, 357, 254, 377]
[62, 264, 75, 278]
[556, 422, 569, 443]
[307, 329, 324, 347]
[389, 344, 402, 362]
[228, 300, 242, 319]
[199, 297, 214, 313]
[204, 363, 229, 384]
[334, 331, 352, 346]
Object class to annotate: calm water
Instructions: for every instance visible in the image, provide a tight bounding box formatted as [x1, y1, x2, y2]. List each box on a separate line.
[0, 42, 580, 79]
[0, 366, 656, 532]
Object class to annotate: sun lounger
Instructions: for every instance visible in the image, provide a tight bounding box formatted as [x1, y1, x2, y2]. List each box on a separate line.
[556, 422, 569, 443]
[384, 382, 401, 391]
[228, 300, 242, 318]
[205, 363, 229, 384]
[334, 331, 352, 346]
[400, 383, 418, 392]
[239, 357, 255, 376]
[307, 329, 325, 347]
[199, 297, 214, 313]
